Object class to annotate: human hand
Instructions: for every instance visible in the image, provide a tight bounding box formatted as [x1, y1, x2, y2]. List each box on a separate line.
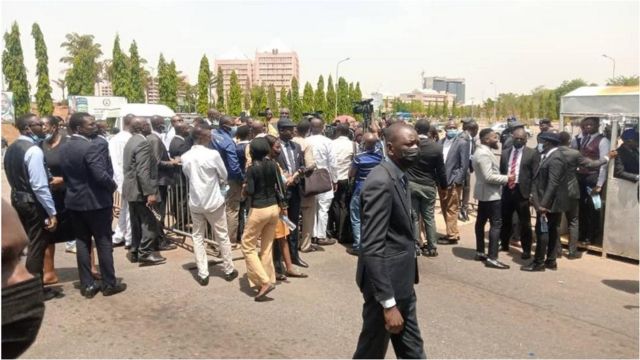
[608, 150, 618, 159]
[507, 173, 516, 183]
[146, 194, 158, 206]
[591, 186, 601, 195]
[49, 176, 64, 190]
[538, 207, 549, 215]
[383, 306, 404, 334]
[45, 216, 58, 232]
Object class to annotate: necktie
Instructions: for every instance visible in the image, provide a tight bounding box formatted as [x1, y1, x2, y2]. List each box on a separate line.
[400, 175, 408, 194]
[581, 135, 591, 149]
[508, 148, 518, 190]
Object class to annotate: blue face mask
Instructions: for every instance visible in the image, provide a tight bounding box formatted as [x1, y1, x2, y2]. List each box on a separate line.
[446, 129, 458, 139]
[228, 126, 238, 138]
[536, 143, 545, 153]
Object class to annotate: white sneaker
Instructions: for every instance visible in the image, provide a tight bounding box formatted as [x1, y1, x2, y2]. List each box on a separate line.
[65, 244, 77, 253]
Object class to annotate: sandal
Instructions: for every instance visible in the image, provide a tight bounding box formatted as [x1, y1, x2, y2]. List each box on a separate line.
[285, 270, 308, 278]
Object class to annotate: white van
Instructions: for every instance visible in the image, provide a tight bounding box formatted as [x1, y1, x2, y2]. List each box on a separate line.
[115, 103, 176, 130]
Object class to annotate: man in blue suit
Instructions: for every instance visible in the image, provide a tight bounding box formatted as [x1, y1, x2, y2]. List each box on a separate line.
[59, 112, 126, 298]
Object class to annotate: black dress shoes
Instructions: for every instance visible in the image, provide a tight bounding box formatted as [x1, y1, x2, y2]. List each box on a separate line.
[43, 287, 63, 301]
[346, 248, 360, 256]
[485, 258, 510, 269]
[436, 237, 459, 245]
[567, 251, 583, 260]
[316, 238, 336, 246]
[521, 253, 532, 260]
[474, 252, 487, 261]
[157, 240, 177, 251]
[544, 260, 558, 270]
[292, 258, 309, 268]
[458, 212, 466, 222]
[138, 253, 166, 266]
[421, 247, 438, 257]
[81, 284, 101, 299]
[224, 269, 239, 282]
[102, 283, 127, 296]
[521, 262, 545, 272]
[126, 251, 138, 263]
[197, 276, 209, 286]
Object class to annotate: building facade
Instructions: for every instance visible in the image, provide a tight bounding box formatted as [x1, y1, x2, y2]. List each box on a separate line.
[422, 76, 465, 104]
[253, 48, 299, 100]
[399, 89, 456, 109]
[94, 80, 113, 97]
[214, 49, 253, 103]
[146, 77, 159, 104]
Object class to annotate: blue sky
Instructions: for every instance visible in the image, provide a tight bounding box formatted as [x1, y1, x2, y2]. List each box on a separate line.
[1, 0, 638, 103]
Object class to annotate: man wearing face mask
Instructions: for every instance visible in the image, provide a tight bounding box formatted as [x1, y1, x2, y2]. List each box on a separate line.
[458, 119, 478, 222]
[354, 122, 425, 359]
[212, 115, 244, 247]
[522, 131, 570, 272]
[438, 120, 470, 244]
[2, 199, 46, 358]
[499, 127, 538, 259]
[3, 113, 59, 300]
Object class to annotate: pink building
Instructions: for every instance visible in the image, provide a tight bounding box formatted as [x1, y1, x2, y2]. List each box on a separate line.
[254, 40, 299, 100]
[214, 48, 253, 102]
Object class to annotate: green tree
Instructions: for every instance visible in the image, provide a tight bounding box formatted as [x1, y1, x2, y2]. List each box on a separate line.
[302, 82, 314, 114]
[451, 100, 457, 118]
[607, 75, 639, 86]
[110, 35, 129, 98]
[2, 22, 30, 117]
[326, 75, 336, 121]
[127, 40, 145, 103]
[267, 84, 278, 115]
[314, 75, 326, 116]
[290, 77, 302, 120]
[227, 70, 242, 116]
[250, 85, 267, 116]
[352, 82, 363, 119]
[196, 55, 211, 115]
[157, 53, 168, 104]
[337, 77, 350, 115]
[31, 23, 53, 115]
[279, 86, 289, 109]
[216, 66, 225, 112]
[244, 89, 251, 112]
[60, 33, 102, 96]
[166, 60, 178, 110]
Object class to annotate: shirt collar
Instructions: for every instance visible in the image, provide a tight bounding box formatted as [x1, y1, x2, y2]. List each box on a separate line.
[72, 134, 91, 142]
[174, 135, 184, 141]
[18, 135, 35, 143]
[152, 130, 163, 138]
[386, 157, 406, 178]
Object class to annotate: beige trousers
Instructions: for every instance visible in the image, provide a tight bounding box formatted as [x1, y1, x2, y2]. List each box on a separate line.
[438, 185, 462, 239]
[241, 204, 279, 287]
[299, 194, 317, 251]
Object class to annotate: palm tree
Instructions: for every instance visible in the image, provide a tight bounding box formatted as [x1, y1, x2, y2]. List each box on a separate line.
[53, 78, 67, 100]
[60, 32, 102, 64]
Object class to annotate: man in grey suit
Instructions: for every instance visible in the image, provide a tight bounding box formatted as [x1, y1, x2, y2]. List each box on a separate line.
[472, 129, 514, 269]
[523, 131, 569, 272]
[458, 119, 478, 222]
[122, 117, 166, 266]
[354, 123, 426, 359]
[438, 120, 470, 244]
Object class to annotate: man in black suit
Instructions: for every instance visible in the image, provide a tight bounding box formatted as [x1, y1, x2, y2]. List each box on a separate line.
[458, 119, 478, 222]
[354, 123, 426, 359]
[169, 123, 191, 158]
[273, 118, 308, 269]
[122, 117, 166, 266]
[147, 115, 179, 251]
[522, 131, 570, 272]
[499, 127, 538, 259]
[614, 129, 639, 183]
[59, 112, 126, 297]
[168, 123, 191, 230]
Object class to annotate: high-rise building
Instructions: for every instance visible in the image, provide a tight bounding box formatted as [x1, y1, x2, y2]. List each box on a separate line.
[254, 40, 299, 101]
[94, 80, 113, 97]
[399, 89, 456, 109]
[422, 76, 465, 104]
[214, 48, 253, 102]
[146, 77, 159, 104]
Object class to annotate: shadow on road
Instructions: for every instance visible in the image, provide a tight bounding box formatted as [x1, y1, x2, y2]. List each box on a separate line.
[602, 279, 639, 294]
[451, 246, 477, 261]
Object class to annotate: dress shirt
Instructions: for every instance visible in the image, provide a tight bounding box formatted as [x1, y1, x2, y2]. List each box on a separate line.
[163, 126, 176, 150]
[108, 130, 132, 192]
[281, 140, 299, 174]
[508, 147, 523, 184]
[571, 133, 611, 187]
[332, 136, 355, 181]
[306, 134, 338, 182]
[541, 147, 559, 162]
[442, 137, 454, 161]
[18, 135, 56, 216]
[181, 144, 228, 214]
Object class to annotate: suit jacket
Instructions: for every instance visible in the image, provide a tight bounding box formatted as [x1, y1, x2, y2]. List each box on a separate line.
[356, 160, 418, 303]
[440, 136, 470, 186]
[500, 145, 538, 199]
[614, 145, 639, 183]
[59, 135, 117, 211]
[169, 135, 190, 159]
[532, 148, 570, 213]
[147, 132, 175, 186]
[275, 140, 304, 180]
[406, 137, 447, 188]
[559, 146, 609, 199]
[123, 134, 158, 203]
[472, 144, 508, 202]
[459, 131, 476, 173]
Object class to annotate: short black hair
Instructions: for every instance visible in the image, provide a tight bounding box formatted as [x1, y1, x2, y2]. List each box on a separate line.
[415, 119, 431, 135]
[15, 113, 37, 131]
[220, 115, 234, 127]
[539, 118, 551, 125]
[297, 119, 310, 135]
[69, 112, 91, 132]
[479, 128, 494, 140]
[249, 137, 271, 161]
[42, 115, 63, 128]
[236, 125, 250, 140]
[559, 131, 572, 146]
[335, 124, 350, 137]
[123, 113, 135, 128]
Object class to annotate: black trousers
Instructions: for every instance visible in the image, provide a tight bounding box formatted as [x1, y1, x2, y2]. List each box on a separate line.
[475, 200, 502, 260]
[353, 292, 426, 359]
[156, 185, 168, 239]
[533, 212, 561, 264]
[69, 208, 116, 288]
[328, 179, 352, 243]
[577, 173, 602, 245]
[129, 201, 159, 257]
[500, 185, 533, 255]
[12, 200, 51, 279]
[170, 177, 189, 230]
[274, 185, 302, 273]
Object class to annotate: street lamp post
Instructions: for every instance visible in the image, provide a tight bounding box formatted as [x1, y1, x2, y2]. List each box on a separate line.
[470, 97, 475, 118]
[602, 54, 616, 79]
[490, 82, 497, 121]
[335, 57, 350, 118]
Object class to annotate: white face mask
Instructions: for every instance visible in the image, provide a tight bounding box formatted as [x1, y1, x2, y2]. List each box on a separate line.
[536, 143, 545, 153]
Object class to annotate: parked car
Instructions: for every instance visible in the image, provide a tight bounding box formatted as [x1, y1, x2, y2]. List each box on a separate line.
[491, 122, 532, 137]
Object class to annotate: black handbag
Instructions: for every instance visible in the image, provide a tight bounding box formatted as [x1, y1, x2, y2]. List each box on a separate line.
[301, 168, 333, 197]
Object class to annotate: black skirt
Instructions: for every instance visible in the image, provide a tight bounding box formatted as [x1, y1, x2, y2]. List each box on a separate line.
[50, 190, 74, 243]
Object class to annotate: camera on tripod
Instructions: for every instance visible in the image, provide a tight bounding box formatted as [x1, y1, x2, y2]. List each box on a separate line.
[353, 98, 374, 129]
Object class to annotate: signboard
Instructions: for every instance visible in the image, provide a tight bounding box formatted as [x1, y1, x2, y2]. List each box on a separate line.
[67, 96, 128, 120]
[1, 92, 15, 123]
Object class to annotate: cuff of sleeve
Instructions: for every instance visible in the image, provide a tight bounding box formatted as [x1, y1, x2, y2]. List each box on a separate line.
[46, 208, 57, 217]
[380, 297, 396, 309]
[603, 156, 609, 162]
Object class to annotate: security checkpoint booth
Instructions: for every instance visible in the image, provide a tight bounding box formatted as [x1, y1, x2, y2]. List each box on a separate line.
[559, 86, 639, 260]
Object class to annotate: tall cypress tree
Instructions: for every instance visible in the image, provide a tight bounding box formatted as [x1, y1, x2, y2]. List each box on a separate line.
[157, 53, 168, 105]
[31, 23, 53, 115]
[302, 82, 314, 113]
[353, 82, 363, 119]
[243, 87, 251, 112]
[216, 66, 225, 112]
[314, 75, 326, 116]
[337, 77, 350, 115]
[196, 55, 211, 115]
[2, 22, 31, 117]
[279, 86, 289, 110]
[111, 34, 129, 98]
[326, 75, 336, 122]
[128, 40, 145, 103]
[267, 84, 278, 116]
[290, 77, 302, 121]
[250, 85, 267, 116]
[227, 70, 242, 116]
[166, 60, 178, 110]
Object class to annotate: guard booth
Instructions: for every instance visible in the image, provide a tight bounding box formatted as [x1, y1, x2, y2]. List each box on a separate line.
[560, 86, 639, 260]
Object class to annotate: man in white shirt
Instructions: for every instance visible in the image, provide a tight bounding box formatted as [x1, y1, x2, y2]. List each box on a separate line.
[328, 124, 354, 243]
[109, 114, 134, 247]
[181, 124, 238, 286]
[305, 117, 338, 246]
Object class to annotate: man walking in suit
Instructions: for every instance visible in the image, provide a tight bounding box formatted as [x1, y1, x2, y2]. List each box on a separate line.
[354, 123, 426, 359]
[499, 127, 538, 259]
[522, 131, 570, 272]
[458, 119, 478, 222]
[438, 120, 470, 244]
[473, 129, 513, 269]
[147, 115, 179, 251]
[59, 112, 126, 297]
[122, 117, 166, 266]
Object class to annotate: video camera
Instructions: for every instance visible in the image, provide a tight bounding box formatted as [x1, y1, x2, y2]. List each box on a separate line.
[302, 111, 324, 120]
[353, 98, 374, 130]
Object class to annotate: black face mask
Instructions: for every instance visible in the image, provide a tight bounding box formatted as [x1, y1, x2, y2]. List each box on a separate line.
[2, 276, 45, 359]
[513, 141, 525, 149]
[398, 147, 419, 169]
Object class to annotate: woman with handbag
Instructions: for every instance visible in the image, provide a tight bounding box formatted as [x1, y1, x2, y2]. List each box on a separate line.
[241, 137, 287, 301]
